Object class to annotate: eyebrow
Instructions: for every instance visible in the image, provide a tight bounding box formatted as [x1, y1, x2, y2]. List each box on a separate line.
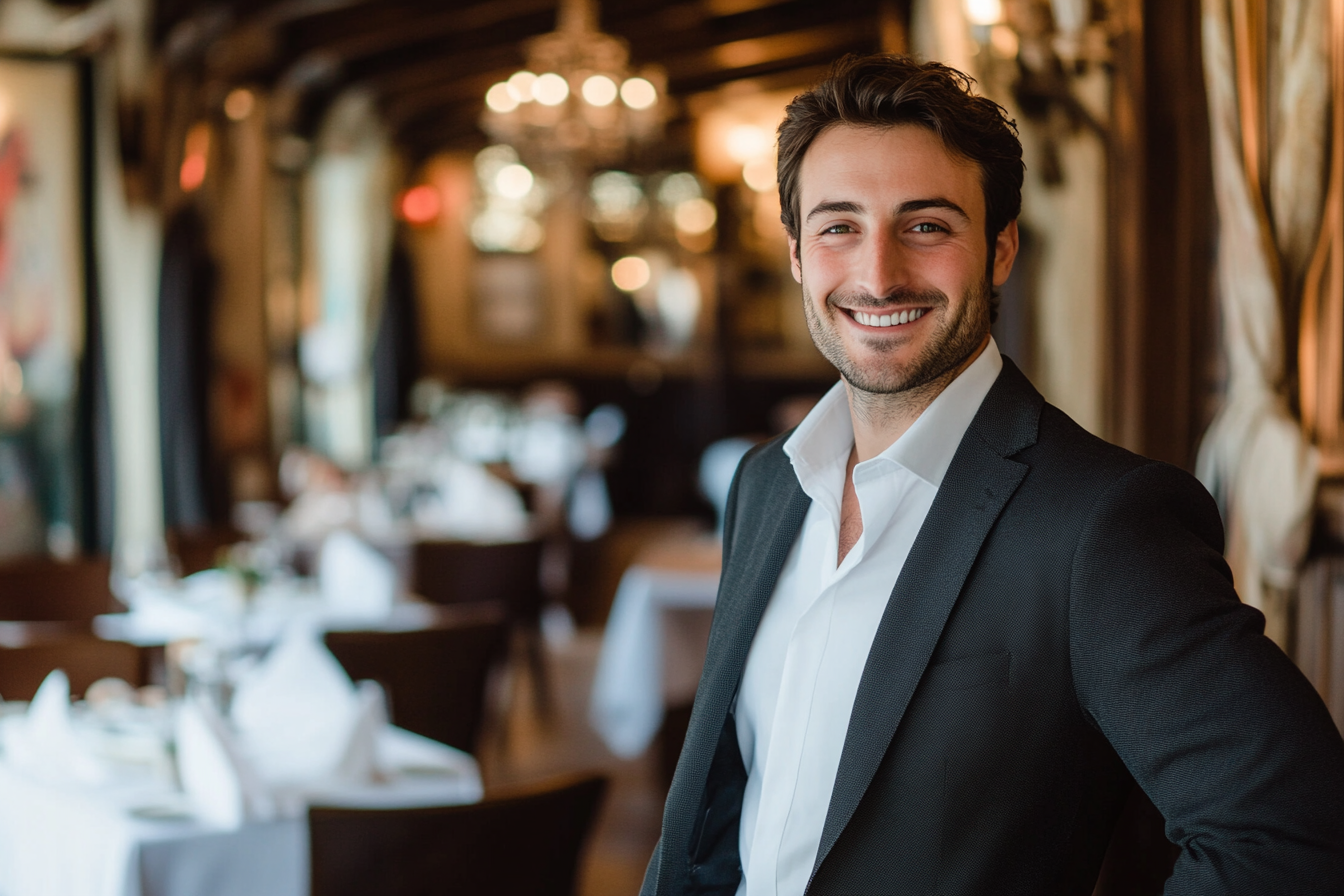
[804, 197, 972, 224]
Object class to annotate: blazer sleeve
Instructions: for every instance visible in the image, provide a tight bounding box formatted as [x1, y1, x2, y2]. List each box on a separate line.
[1069, 461, 1344, 893]
[639, 444, 753, 896]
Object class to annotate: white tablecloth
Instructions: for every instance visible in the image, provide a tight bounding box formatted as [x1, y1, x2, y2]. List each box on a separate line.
[0, 725, 481, 896]
[589, 545, 721, 758]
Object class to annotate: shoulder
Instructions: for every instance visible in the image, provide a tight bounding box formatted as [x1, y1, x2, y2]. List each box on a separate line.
[1025, 403, 1219, 533]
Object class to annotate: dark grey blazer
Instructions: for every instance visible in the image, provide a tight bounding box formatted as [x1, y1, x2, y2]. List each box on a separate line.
[642, 358, 1344, 896]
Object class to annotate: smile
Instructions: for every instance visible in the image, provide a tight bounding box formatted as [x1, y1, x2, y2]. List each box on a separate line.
[848, 308, 926, 328]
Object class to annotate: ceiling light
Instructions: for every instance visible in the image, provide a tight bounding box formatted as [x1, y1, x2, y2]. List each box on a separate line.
[533, 73, 570, 106]
[965, 0, 1003, 26]
[480, 0, 666, 166]
[582, 74, 618, 106]
[620, 77, 658, 110]
[612, 255, 651, 291]
[485, 82, 520, 113]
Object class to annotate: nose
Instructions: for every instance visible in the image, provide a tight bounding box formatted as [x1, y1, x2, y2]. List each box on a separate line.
[855, 228, 910, 299]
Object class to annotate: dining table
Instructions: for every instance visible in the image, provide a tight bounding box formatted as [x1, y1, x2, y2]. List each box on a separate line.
[589, 533, 722, 759]
[0, 698, 482, 896]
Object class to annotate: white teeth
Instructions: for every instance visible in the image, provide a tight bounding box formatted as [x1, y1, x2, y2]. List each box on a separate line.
[852, 308, 924, 327]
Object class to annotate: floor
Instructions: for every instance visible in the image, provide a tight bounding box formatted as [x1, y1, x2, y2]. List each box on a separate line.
[477, 628, 665, 896]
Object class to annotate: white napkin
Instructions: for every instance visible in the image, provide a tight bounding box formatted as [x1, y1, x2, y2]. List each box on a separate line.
[0, 671, 106, 784]
[182, 568, 248, 609]
[174, 695, 273, 828]
[332, 680, 388, 783]
[411, 456, 529, 541]
[228, 624, 363, 785]
[318, 530, 397, 621]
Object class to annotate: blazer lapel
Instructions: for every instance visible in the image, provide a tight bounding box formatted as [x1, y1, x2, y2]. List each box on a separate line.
[658, 443, 811, 889]
[810, 360, 1042, 881]
[695, 448, 810, 739]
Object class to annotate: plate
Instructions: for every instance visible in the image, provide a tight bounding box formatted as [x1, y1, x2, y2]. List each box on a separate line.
[127, 804, 195, 821]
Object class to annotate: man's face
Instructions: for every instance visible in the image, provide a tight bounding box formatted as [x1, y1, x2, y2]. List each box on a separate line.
[789, 123, 1018, 396]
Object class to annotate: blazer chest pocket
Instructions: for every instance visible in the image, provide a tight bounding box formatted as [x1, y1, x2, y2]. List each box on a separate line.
[918, 650, 1011, 694]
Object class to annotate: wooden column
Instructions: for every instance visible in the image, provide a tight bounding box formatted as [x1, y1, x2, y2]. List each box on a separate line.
[1106, 0, 1216, 470]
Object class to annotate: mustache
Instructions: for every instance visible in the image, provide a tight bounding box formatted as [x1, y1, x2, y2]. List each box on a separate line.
[828, 287, 948, 309]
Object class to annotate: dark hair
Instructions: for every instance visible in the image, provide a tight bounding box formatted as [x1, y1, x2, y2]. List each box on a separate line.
[777, 54, 1024, 254]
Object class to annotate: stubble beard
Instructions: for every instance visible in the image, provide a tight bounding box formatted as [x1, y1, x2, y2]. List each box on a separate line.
[803, 277, 992, 406]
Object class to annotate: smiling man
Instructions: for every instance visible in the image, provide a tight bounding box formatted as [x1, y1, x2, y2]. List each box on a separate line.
[642, 55, 1344, 896]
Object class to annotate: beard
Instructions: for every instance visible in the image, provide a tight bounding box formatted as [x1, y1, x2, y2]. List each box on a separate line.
[803, 277, 992, 397]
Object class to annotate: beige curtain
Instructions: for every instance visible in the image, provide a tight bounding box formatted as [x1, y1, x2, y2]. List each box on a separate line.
[1300, 1, 1344, 459]
[1196, 0, 1334, 643]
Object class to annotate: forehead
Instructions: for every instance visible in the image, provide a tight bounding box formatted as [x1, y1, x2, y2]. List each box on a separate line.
[797, 123, 985, 218]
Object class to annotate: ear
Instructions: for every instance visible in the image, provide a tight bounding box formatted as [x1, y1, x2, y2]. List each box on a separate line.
[788, 236, 802, 283]
[991, 220, 1019, 287]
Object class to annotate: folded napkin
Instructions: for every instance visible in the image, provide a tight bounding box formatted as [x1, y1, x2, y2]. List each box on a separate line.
[0, 670, 106, 784]
[175, 694, 273, 828]
[411, 456, 529, 541]
[318, 530, 397, 621]
[228, 624, 372, 787]
[333, 680, 388, 784]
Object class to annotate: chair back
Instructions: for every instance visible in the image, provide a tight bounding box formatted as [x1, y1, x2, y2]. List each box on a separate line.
[324, 604, 508, 753]
[410, 539, 545, 623]
[0, 636, 145, 701]
[0, 556, 121, 623]
[309, 773, 609, 896]
[167, 525, 244, 576]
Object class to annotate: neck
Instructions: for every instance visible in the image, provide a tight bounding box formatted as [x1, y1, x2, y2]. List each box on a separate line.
[846, 335, 989, 462]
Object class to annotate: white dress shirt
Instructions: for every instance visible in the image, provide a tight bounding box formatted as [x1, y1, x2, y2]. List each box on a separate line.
[734, 339, 1003, 896]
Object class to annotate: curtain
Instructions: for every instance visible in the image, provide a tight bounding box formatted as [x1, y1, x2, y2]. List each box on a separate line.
[371, 237, 421, 441]
[157, 204, 223, 531]
[1300, 1, 1344, 457]
[1195, 0, 1333, 642]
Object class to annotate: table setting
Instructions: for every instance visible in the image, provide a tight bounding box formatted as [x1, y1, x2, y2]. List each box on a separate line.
[0, 617, 482, 896]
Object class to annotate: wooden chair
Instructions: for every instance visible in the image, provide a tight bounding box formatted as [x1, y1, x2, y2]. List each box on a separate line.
[0, 635, 145, 701]
[0, 556, 122, 623]
[166, 525, 244, 576]
[410, 539, 551, 717]
[323, 603, 509, 754]
[309, 773, 609, 896]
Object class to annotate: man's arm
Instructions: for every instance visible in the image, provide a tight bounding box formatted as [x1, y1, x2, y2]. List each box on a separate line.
[640, 442, 758, 896]
[1070, 461, 1344, 893]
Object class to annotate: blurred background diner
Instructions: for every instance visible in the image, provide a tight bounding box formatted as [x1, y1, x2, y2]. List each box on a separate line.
[0, 0, 1341, 894]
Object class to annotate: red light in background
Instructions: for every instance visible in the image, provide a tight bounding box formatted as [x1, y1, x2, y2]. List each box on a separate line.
[180, 122, 211, 193]
[179, 153, 207, 192]
[398, 184, 441, 225]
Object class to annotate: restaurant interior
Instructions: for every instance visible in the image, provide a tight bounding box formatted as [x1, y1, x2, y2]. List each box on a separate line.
[0, 0, 1341, 893]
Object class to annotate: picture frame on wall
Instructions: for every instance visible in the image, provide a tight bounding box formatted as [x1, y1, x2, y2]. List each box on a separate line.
[0, 51, 97, 558]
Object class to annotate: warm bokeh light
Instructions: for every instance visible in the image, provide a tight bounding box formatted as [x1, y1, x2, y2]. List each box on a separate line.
[582, 74, 618, 106]
[224, 88, 255, 121]
[725, 123, 772, 164]
[485, 82, 519, 113]
[508, 70, 538, 102]
[179, 154, 206, 192]
[620, 77, 658, 110]
[965, 0, 1003, 25]
[495, 163, 535, 199]
[533, 72, 569, 106]
[742, 157, 776, 192]
[611, 255, 651, 292]
[991, 24, 1020, 56]
[179, 122, 211, 192]
[674, 198, 717, 234]
[398, 184, 441, 225]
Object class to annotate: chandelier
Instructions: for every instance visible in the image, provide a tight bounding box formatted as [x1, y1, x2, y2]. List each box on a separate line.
[480, 0, 666, 166]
